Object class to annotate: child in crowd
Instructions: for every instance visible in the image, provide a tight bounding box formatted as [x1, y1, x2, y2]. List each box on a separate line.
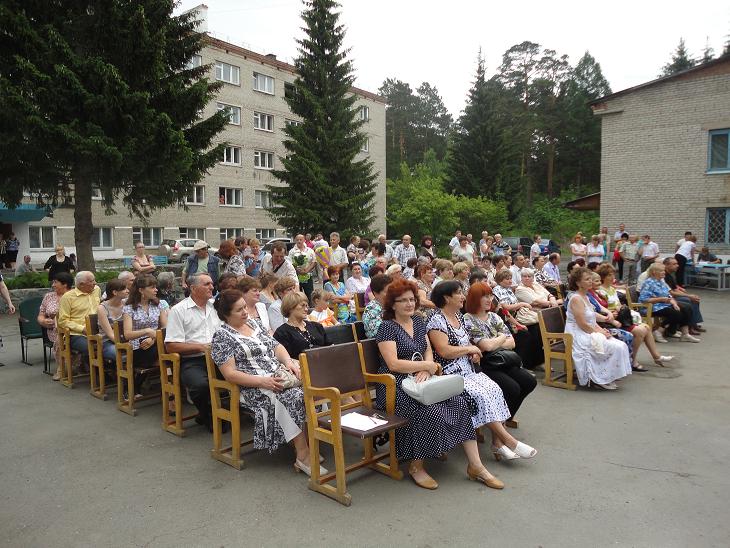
[403, 257, 418, 280]
[307, 289, 338, 327]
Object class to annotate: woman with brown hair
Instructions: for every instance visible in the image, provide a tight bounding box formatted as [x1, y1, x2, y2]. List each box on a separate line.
[219, 239, 246, 276]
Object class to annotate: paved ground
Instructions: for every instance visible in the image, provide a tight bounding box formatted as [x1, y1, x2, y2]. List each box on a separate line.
[1, 289, 728, 548]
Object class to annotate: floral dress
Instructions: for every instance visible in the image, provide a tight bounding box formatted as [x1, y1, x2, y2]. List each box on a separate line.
[38, 290, 61, 352]
[211, 322, 305, 453]
[224, 254, 247, 276]
[324, 280, 355, 323]
[362, 300, 383, 339]
[427, 311, 510, 428]
[375, 317, 475, 461]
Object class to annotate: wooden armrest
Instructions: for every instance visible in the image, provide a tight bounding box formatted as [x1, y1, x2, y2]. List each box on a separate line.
[363, 372, 397, 415]
[306, 386, 341, 401]
[544, 332, 570, 340]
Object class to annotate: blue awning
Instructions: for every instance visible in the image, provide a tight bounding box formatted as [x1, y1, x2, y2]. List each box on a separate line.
[0, 203, 49, 222]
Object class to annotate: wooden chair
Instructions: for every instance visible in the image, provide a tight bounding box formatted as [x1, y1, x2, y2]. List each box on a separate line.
[625, 285, 654, 328]
[157, 330, 198, 436]
[41, 327, 55, 375]
[300, 342, 406, 506]
[18, 296, 43, 365]
[354, 292, 366, 321]
[86, 314, 115, 400]
[113, 320, 160, 416]
[58, 327, 88, 389]
[537, 307, 576, 390]
[352, 320, 367, 342]
[324, 323, 356, 345]
[205, 349, 254, 469]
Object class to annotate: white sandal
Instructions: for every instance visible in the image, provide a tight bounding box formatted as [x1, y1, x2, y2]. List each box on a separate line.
[492, 445, 520, 461]
[512, 441, 537, 459]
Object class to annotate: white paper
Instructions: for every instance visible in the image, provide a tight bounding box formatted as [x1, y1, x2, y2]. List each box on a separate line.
[331, 412, 386, 431]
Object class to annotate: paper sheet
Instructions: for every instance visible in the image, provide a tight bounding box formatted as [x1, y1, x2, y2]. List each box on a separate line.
[332, 412, 386, 431]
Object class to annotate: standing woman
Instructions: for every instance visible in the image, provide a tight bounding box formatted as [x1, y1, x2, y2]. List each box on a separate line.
[428, 280, 537, 461]
[565, 267, 631, 390]
[570, 234, 588, 262]
[97, 279, 129, 363]
[219, 239, 247, 277]
[377, 279, 503, 490]
[44, 245, 76, 282]
[36, 272, 72, 378]
[419, 235, 436, 263]
[5, 233, 20, 269]
[131, 241, 157, 276]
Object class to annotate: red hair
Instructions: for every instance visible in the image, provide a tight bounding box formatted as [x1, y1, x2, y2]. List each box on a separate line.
[464, 282, 492, 314]
[382, 279, 420, 320]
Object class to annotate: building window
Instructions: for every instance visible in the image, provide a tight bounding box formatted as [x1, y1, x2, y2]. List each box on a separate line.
[28, 226, 55, 250]
[255, 190, 272, 208]
[254, 150, 274, 170]
[215, 61, 240, 85]
[217, 102, 241, 125]
[253, 112, 274, 132]
[185, 185, 205, 205]
[132, 227, 162, 247]
[361, 138, 369, 153]
[220, 228, 245, 240]
[253, 72, 274, 95]
[359, 105, 369, 121]
[285, 119, 302, 127]
[92, 227, 113, 249]
[707, 208, 730, 245]
[187, 55, 202, 70]
[91, 187, 102, 200]
[219, 187, 242, 207]
[709, 129, 730, 172]
[256, 228, 277, 241]
[284, 82, 297, 100]
[179, 227, 205, 240]
[222, 146, 241, 165]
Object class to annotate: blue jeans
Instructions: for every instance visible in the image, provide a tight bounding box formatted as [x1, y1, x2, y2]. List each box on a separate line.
[102, 340, 116, 362]
[70, 335, 90, 359]
[675, 296, 703, 325]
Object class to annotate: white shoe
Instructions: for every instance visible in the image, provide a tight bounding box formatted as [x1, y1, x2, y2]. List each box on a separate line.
[512, 441, 538, 459]
[595, 382, 618, 390]
[653, 330, 668, 343]
[670, 332, 682, 339]
[681, 334, 701, 343]
[654, 355, 674, 366]
[294, 459, 328, 477]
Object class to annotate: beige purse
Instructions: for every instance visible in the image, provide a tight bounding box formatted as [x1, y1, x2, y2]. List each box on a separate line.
[274, 366, 301, 389]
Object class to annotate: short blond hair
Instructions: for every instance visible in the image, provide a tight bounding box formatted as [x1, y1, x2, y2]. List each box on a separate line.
[453, 262, 470, 275]
[281, 292, 309, 318]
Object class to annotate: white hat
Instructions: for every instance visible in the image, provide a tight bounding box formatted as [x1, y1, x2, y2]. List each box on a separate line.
[193, 240, 210, 251]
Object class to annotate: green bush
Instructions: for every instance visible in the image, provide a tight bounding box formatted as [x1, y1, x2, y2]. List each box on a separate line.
[4, 270, 120, 289]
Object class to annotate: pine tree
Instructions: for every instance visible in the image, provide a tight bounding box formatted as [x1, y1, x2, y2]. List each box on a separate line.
[701, 38, 715, 63]
[269, 0, 376, 236]
[660, 38, 696, 76]
[0, 1, 227, 270]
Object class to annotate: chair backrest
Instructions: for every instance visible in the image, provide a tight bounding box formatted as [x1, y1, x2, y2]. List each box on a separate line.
[352, 321, 366, 342]
[324, 323, 356, 345]
[355, 292, 366, 309]
[626, 285, 640, 305]
[539, 306, 565, 335]
[86, 314, 100, 336]
[359, 338, 380, 375]
[156, 328, 167, 356]
[113, 319, 126, 343]
[302, 342, 365, 395]
[18, 296, 43, 337]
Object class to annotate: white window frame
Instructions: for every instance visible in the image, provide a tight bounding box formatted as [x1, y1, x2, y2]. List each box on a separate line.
[360, 105, 370, 121]
[256, 228, 277, 241]
[254, 150, 274, 170]
[253, 72, 274, 95]
[218, 187, 242, 207]
[255, 190, 272, 209]
[361, 137, 369, 153]
[179, 227, 206, 240]
[185, 185, 205, 205]
[285, 119, 302, 127]
[216, 102, 241, 125]
[214, 61, 240, 85]
[28, 226, 55, 250]
[187, 54, 202, 70]
[132, 227, 163, 247]
[221, 146, 241, 165]
[253, 111, 274, 132]
[92, 227, 113, 249]
[220, 228, 245, 241]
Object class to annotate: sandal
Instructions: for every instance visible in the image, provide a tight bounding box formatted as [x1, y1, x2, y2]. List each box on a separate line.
[653, 355, 673, 367]
[492, 445, 520, 461]
[466, 464, 504, 489]
[631, 363, 649, 372]
[511, 441, 537, 459]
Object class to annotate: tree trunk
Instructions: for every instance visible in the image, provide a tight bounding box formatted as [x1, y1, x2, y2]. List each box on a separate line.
[546, 139, 555, 198]
[73, 178, 95, 272]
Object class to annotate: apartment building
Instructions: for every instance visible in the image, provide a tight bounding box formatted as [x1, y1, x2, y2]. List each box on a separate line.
[8, 34, 386, 263]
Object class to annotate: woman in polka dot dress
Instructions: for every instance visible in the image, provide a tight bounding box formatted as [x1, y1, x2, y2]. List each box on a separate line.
[376, 279, 504, 490]
[428, 281, 538, 462]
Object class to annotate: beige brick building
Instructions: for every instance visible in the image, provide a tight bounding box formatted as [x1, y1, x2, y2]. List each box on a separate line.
[6, 35, 385, 263]
[591, 57, 730, 255]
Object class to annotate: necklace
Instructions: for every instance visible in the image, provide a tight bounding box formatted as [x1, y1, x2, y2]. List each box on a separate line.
[289, 321, 314, 347]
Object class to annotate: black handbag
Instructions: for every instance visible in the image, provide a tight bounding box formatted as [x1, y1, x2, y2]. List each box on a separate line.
[616, 305, 634, 329]
[481, 349, 523, 370]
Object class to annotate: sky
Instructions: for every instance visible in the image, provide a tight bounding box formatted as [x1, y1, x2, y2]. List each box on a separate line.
[175, 0, 730, 117]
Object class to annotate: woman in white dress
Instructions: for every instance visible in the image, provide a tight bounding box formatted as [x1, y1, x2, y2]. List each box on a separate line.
[565, 267, 631, 390]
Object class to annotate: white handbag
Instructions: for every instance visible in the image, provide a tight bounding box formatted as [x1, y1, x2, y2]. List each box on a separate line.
[401, 352, 465, 405]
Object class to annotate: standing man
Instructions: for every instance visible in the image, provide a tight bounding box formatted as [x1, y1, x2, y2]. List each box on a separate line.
[182, 241, 220, 291]
[329, 232, 349, 277]
[57, 271, 101, 361]
[529, 235, 542, 262]
[640, 235, 659, 273]
[289, 234, 316, 301]
[620, 235, 641, 284]
[393, 235, 417, 269]
[261, 241, 299, 289]
[165, 273, 220, 432]
[614, 223, 627, 243]
[448, 230, 462, 250]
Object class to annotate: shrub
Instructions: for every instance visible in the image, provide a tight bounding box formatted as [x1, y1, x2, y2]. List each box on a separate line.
[4, 270, 120, 289]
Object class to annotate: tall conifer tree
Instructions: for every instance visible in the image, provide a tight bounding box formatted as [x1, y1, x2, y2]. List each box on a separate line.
[269, 0, 376, 236]
[660, 38, 696, 76]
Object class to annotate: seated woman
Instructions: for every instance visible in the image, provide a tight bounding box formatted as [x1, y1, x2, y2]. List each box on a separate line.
[217, 272, 239, 292]
[37, 272, 74, 381]
[377, 279, 503, 490]
[236, 277, 271, 334]
[344, 262, 370, 295]
[494, 270, 544, 369]
[307, 289, 338, 327]
[464, 283, 536, 425]
[258, 273, 278, 309]
[324, 266, 355, 324]
[362, 274, 392, 338]
[211, 289, 325, 476]
[532, 255, 562, 298]
[453, 262, 471, 294]
[274, 292, 330, 359]
[565, 267, 632, 390]
[639, 263, 698, 343]
[363, 264, 385, 305]
[414, 264, 436, 313]
[268, 277, 298, 332]
[97, 279, 129, 362]
[427, 280, 537, 461]
[122, 275, 168, 392]
[157, 272, 177, 308]
[432, 259, 454, 287]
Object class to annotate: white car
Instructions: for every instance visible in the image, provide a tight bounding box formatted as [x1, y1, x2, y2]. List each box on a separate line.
[158, 239, 218, 263]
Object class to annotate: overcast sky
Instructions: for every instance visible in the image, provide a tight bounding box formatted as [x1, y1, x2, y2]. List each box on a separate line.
[176, 0, 730, 116]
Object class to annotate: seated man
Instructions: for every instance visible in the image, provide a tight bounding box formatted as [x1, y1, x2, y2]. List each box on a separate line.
[697, 246, 722, 264]
[15, 255, 35, 275]
[164, 273, 221, 431]
[57, 271, 101, 360]
[663, 257, 704, 334]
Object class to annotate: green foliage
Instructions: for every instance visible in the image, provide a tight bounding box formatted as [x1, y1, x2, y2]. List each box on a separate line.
[387, 154, 509, 249]
[660, 38, 696, 76]
[5, 269, 121, 289]
[0, 1, 227, 270]
[513, 191, 599, 245]
[269, 0, 376, 236]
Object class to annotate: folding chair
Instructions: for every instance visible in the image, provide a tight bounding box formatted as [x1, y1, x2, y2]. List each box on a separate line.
[625, 285, 655, 328]
[18, 296, 43, 365]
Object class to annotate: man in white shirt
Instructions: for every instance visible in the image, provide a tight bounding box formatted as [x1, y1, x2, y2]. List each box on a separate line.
[262, 241, 299, 289]
[543, 253, 562, 283]
[377, 234, 394, 263]
[289, 234, 316, 300]
[330, 232, 349, 277]
[164, 273, 221, 431]
[614, 223, 627, 242]
[511, 254, 527, 286]
[393, 234, 417, 268]
[675, 231, 692, 252]
[448, 230, 462, 250]
[640, 235, 660, 273]
[529, 234, 542, 261]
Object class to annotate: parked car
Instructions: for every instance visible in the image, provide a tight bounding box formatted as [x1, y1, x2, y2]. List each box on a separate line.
[262, 237, 295, 253]
[158, 239, 218, 263]
[501, 237, 561, 259]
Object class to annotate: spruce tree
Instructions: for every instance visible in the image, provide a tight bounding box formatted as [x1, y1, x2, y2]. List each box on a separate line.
[0, 1, 227, 270]
[660, 38, 696, 76]
[269, 0, 376, 236]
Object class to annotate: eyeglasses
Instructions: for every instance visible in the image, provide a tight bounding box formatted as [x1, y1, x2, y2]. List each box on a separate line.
[394, 298, 416, 304]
